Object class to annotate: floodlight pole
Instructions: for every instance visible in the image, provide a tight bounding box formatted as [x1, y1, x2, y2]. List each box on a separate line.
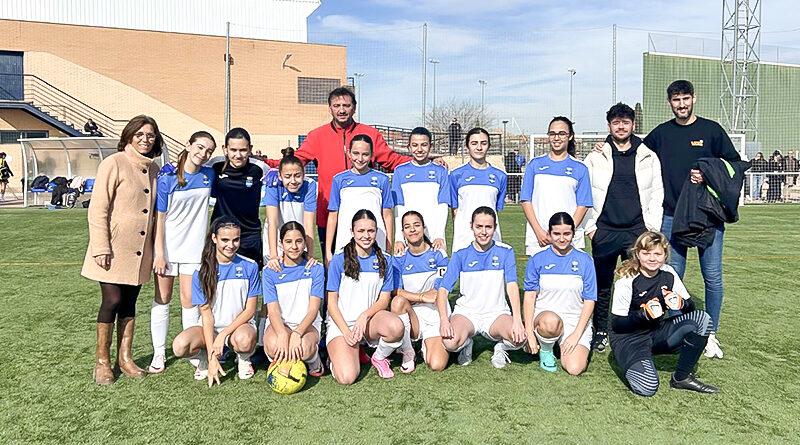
[429, 58, 440, 124]
[478, 79, 487, 126]
[225, 21, 231, 135]
[354, 72, 365, 122]
[422, 23, 428, 127]
[612, 24, 617, 103]
[568, 69, 577, 121]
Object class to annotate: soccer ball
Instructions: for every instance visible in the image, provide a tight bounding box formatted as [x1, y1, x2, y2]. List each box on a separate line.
[266, 360, 307, 394]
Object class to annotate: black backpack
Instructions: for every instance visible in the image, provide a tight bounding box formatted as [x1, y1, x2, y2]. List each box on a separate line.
[31, 175, 50, 189]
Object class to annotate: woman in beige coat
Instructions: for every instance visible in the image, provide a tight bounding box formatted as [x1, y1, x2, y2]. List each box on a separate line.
[81, 115, 163, 385]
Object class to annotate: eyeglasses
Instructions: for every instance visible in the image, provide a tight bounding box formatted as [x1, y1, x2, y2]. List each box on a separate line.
[134, 132, 156, 140]
[547, 131, 570, 139]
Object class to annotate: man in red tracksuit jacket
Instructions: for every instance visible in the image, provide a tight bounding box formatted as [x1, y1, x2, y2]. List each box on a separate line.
[266, 87, 411, 261]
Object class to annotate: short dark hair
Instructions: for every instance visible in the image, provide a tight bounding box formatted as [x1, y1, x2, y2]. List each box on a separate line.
[328, 87, 356, 105]
[225, 127, 251, 147]
[409, 127, 431, 143]
[667, 80, 694, 99]
[606, 102, 635, 122]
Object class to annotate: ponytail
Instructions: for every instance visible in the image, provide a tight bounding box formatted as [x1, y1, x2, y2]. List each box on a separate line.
[198, 217, 240, 305]
[178, 131, 216, 188]
[615, 231, 670, 278]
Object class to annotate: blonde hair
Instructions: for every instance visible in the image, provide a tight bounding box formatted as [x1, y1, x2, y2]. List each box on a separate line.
[615, 231, 671, 278]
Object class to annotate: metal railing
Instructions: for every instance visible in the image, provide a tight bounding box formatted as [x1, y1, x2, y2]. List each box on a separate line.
[0, 73, 184, 160]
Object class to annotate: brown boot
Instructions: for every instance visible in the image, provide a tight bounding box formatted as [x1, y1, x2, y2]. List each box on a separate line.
[115, 317, 146, 379]
[93, 322, 115, 386]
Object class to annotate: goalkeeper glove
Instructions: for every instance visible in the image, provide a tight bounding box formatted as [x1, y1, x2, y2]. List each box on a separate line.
[640, 297, 664, 320]
[662, 289, 684, 311]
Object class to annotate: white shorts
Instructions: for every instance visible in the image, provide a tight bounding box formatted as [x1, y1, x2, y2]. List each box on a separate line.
[411, 302, 451, 341]
[452, 305, 511, 342]
[164, 262, 200, 277]
[214, 319, 257, 348]
[325, 317, 379, 348]
[264, 315, 322, 338]
[534, 309, 593, 350]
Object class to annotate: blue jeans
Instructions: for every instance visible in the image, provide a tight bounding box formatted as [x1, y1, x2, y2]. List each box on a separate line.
[751, 174, 765, 199]
[661, 215, 725, 333]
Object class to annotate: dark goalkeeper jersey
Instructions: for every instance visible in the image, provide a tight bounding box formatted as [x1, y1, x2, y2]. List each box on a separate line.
[211, 159, 267, 234]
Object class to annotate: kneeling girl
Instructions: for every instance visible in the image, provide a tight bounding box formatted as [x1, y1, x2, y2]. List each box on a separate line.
[171, 217, 261, 386]
[326, 209, 403, 384]
[262, 221, 325, 376]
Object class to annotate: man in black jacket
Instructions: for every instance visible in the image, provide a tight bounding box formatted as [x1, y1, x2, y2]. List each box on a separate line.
[642, 80, 741, 359]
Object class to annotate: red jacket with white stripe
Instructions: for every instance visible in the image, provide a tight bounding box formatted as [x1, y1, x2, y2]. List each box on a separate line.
[267, 120, 410, 227]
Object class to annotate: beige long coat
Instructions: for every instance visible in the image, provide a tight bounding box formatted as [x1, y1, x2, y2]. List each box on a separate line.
[81, 145, 158, 285]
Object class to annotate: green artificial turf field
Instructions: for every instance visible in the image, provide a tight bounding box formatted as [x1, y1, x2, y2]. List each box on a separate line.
[1, 205, 798, 443]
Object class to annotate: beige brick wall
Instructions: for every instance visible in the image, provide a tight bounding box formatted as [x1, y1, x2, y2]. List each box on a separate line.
[0, 19, 347, 159]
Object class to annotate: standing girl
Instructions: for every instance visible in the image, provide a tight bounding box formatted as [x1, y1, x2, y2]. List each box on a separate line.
[391, 127, 451, 254]
[520, 117, 592, 256]
[0, 152, 13, 201]
[262, 222, 325, 376]
[171, 217, 260, 385]
[326, 210, 403, 384]
[438, 206, 526, 369]
[81, 115, 163, 385]
[390, 211, 450, 372]
[523, 212, 596, 375]
[326, 135, 393, 263]
[449, 128, 507, 253]
[610, 231, 718, 396]
[148, 131, 216, 374]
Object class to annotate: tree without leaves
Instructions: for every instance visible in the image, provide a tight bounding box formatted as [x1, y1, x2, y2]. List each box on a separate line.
[424, 97, 496, 133]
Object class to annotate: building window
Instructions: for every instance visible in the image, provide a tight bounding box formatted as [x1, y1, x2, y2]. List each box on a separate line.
[298, 77, 340, 104]
[0, 130, 49, 144]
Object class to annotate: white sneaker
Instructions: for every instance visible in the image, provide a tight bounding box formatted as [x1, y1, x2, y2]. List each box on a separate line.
[457, 338, 473, 366]
[194, 350, 209, 380]
[704, 333, 724, 359]
[237, 354, 255, 379]
[399, 348, 416, 374]
[148, 354, 166, 374]
[491, 343, 511, 369]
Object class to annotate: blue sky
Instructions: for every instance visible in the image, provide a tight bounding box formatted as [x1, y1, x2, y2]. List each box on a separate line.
[307, 0, 799, 133]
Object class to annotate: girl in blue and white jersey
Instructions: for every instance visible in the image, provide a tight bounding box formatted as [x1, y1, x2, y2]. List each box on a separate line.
[523, 212, 596, 375]
[262, 221, 325, 377]
[520, 117, 592, 256]
[438, 206, 525, 369]
[390, 211, 450, 373]
[326, 209, 403, 384]
[449, 128, 507, 252]
[148, 131, 216, 374]
[326, 135, 394, 263]
[391, 127, 451, 254]
[172, 217, 261, 386]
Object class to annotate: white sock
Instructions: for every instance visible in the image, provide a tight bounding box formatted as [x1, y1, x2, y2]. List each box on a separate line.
[373, 337, 402, 360]
[534, 328, 559, 354]
[181, 306, 201, 330]
[150, 301, 170, 356]
[500, 339, 522, 351]
[237, 349, 255, 362]
[257, 317, 266, 346]
[450, 336, 473, 353]
[398, 313, 412, 353]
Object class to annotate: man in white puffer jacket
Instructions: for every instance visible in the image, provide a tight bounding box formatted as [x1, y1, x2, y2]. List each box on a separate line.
[583, 103, 663, 353]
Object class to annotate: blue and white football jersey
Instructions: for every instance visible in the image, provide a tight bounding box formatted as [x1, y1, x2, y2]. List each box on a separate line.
[439, 242, 517, 314]
[519, 154, 592, 255]
[261, 178, 317, 227]
[523, 247, 596, 319]
[191, 255, 261, 331]
[328, 169, 393, 254]
[155, 166, 214, 264]
[326, 251, 395, 325]
[262, 260, 324, 326]
[391, 161, 451, 243]
[449, 163, 507, 252]
[393, 248, 449, 294]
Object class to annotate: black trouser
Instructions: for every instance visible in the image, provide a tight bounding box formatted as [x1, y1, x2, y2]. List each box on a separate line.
[238, 230, 263, 270]
[97, 282, 142, 323]
[591, 227, 645, 333]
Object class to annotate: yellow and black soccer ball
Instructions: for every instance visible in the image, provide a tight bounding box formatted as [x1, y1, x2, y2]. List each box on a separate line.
[266, 360, 307, 394]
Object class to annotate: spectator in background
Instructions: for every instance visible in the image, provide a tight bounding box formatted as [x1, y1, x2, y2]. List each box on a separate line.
[515, 149, 526, 170]
[767, 150, 785, 202]
[0, 152, 13, 201]
[448, 118, 462, 156]
[783, 150, 799, 188]
[504, 148, 521, 202]
[84, 118, 103, 137]
[749, 152, 768, 200]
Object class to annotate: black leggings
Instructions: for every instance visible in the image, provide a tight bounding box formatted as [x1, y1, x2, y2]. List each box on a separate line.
[97, 282, 142, 323]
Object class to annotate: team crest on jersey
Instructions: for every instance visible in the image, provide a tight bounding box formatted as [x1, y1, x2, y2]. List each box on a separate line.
[303, 269, 312, 276]
[428, 170, 436, 179]
[488, 174, 496, 184]
[691, 139, 704, 147]
[465, 176, 475, 182]
[202, 174, 210, 186]
[405, 173, 415, 179]
[428, 258, 436, 268]
[491, 255, 499, 267]
[370, 176, 378, 186]
[373, 258, 380, 269]
[565, 167, 573, 176]
[235, 266, 244, 278]
[571, 260, 579, 272]
[245, 176, 254, 188]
